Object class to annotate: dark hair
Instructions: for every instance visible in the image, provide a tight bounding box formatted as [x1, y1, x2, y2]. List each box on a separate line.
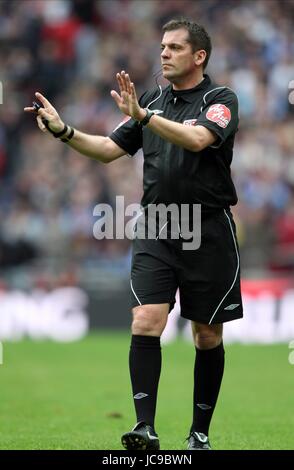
[162, 18, 212, 69]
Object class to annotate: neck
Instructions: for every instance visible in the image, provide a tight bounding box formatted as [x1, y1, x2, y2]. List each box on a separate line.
[172, 71, 204, 91]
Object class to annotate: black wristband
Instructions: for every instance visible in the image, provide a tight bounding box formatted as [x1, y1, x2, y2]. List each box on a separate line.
[61, 127, 75, 143]
[139, 108, 155, 127]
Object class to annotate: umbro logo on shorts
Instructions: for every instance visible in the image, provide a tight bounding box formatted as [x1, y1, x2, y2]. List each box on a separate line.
[134, 393, 149, 399]
[224, 303, 240, 310]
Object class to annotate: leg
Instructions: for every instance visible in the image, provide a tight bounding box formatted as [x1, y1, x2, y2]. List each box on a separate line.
[177, 211, 242, 449]
[123, 236, 178, 449]
[132, 303, 169, 337]
[121, 303, 169, 450]
[188, 321, 224, 449]
[191, 321, 223, 349]
[130, 303, 169, 426]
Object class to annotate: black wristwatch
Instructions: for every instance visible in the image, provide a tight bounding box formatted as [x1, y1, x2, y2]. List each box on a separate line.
[139, 108, 155, 126]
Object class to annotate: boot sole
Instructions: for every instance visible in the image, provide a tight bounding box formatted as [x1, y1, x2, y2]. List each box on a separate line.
[121, 431, 160, 450]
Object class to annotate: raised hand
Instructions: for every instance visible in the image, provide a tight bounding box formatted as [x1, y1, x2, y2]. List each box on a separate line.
[24, 92, 64, 133]
[110, 71, 146, 121]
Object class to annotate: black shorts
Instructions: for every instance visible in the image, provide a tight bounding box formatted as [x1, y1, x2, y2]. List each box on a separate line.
[130, 209, 243, 324]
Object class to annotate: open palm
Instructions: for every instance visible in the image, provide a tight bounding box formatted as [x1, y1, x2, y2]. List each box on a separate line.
[111, 71, 145, 121]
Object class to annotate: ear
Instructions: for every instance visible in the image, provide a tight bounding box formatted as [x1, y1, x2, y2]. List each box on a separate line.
[194, 49, 206, 67]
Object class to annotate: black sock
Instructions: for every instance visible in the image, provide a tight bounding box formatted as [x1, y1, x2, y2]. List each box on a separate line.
[191, 342, 225, 436]
[129, 335, 161, 429]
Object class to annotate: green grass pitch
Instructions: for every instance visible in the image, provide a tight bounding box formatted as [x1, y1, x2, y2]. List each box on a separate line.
[0, 333, 293, 450]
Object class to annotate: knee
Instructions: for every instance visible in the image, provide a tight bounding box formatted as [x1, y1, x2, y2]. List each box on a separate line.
[132, 305, 168, 336]
[192, 323, 223, 350]
[194, 333, 222, 350]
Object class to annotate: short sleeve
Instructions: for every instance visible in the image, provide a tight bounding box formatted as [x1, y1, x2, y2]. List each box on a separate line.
[108, 91, 151, 156]
[196, 89, 239, 148]
[109, 116, 143, 156]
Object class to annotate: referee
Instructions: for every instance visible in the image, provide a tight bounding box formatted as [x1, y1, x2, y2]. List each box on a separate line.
[25, 18, 243, 450]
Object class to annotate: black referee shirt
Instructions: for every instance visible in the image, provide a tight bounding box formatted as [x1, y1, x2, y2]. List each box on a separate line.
[109, 74, 239, 211]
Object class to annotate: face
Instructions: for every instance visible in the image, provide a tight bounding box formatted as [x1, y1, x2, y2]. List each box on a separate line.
[160, 28, 205, 84]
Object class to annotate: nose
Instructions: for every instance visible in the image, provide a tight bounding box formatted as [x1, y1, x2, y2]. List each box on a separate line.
[161, 47, 170, 59]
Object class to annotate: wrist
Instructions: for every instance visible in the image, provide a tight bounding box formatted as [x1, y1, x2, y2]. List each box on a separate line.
[54, 120, 66, 133]
[137, 108, 155, 127]
[44, 120, 66, 136]
[136, 108, 147, 122]
[44, 120, 75, 142]
[60, 126, 75, 143]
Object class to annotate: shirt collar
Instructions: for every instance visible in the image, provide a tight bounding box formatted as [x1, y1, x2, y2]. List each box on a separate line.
[166, 74, 211, 103]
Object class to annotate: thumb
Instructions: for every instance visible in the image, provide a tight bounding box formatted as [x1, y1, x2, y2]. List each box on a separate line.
[110, 90, 123, 107]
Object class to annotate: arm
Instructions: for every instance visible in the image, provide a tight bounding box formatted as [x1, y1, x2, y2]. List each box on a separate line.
[145, 117, 216, 152]
[24, 92, 126, 164]
[64, 129, 125, 163]
[110, 71, 217, 152]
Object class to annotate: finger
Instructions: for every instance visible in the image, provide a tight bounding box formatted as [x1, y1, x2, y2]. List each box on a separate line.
[37, 115, 47, 132]
[35, 92, 54, 110]
[130, 82, 138, 101]
[110, 90, 123, 107]
[125, 74, 132, 95]
[120, 71, 128, 93]
[116, 73, 124, 95]
[38, 107, 53, 121]
[119, 72, 128, 94]
[24, 107, 36, 113]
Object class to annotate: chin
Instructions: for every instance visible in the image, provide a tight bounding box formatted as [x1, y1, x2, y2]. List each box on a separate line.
[162, 70, 176, 81]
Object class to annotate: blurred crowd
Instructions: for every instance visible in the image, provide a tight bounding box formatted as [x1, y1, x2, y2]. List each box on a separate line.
[0, 0, 294, 288]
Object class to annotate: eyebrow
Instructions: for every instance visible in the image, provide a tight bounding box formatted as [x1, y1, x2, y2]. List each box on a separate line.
[161, 42, 185, 48]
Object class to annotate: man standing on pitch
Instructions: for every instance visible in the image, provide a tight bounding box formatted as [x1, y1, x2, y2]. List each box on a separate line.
[25, 18, 243, 450]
